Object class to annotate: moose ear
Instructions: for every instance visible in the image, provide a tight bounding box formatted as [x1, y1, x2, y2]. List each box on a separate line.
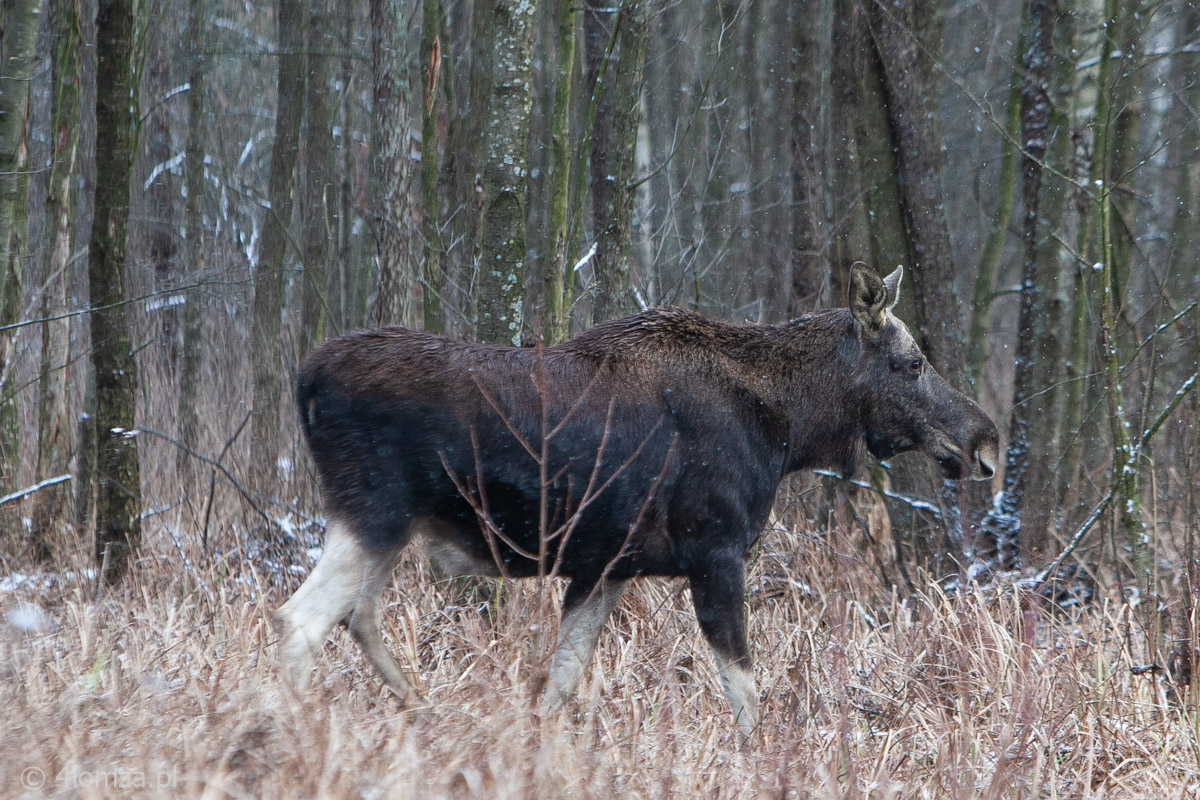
[882, 264, 903, 311]
[849, 261, 888, 334]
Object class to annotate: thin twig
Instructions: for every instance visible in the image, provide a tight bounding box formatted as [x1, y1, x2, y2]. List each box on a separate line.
[0, 475, 72, 507]
[138, 427, 276, 530]
[1029, 372, 1197, 591]
[1029, 489, 1115, 590]
[0, 278, 251, 334]
[202, 412, 252, 550]
[814, 469, 943, 518]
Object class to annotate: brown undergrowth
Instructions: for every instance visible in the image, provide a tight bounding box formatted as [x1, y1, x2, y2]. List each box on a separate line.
[2, 511, 1198, 799]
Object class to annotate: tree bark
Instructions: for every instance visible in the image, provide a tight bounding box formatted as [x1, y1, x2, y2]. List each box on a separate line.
[985, 0, 1056, 569]
[144, 24, 176, 373]
[1019, 0, 1076, 557]
[827, 0, 871, 282]
[476, 0, 537, 344]
[89, 0, 142, 581]
[861, 0, 964, 566]
[1106, 0, 1145, 312]
[371, 0, 419, 328]
[966, 49, 1022, 397]
[850, 5, 911, 288]
[862, 0, 962, 376]
[586, 0, 648, 323]
[1167, 1, 1200, 294]
[299, 0, 336, 354]
[0, 0, 41, 493]
[1093, 0, 1149, 595]
[0, 0, 40, 262]
[31, 0, 82, 554]
[789, 0, 829, 317]
[179, 0, 207, 469]
[250, 0, 306, 483]
[419, 0, 444, 332]
[542, 0, 577, 343]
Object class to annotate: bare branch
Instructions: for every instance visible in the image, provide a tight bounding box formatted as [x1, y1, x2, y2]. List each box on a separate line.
[0, 475, 72, 508]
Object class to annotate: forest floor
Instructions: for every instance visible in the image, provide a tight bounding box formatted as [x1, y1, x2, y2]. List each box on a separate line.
[2, 516, 1198, 799]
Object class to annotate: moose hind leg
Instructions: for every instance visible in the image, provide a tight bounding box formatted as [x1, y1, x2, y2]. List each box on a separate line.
[276, 519, 371, 687]
[543, 576, 630, 711]
[689, 554, 758, 740]
[347, 548, 421, 703]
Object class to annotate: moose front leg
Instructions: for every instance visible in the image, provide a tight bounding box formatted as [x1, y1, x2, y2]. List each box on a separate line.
[689, 552, 757, 741]
[543, 576, 629, 711]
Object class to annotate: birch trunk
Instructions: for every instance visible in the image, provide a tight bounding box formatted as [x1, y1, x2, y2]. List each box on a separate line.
[476, 0, 536, 344]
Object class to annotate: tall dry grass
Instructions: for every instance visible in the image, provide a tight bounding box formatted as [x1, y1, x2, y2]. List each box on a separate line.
[3, 502, 1198, 800]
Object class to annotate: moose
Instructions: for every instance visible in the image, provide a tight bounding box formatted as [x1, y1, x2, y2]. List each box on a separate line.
[276, 262, 999, 738]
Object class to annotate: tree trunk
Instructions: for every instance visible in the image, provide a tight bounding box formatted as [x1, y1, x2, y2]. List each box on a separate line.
[827, 0, 871, 282]
[862, 0, 961, 375]
[145, 27, 176, 374]
[179, 0, 207, 469]
[850, 5, 911, 287]
[89, 0, 142, 581]
[967, 46, 1022, 397]
[250, 0, 306, 484]
[1093, 0, 1149, 595]
[476, 0, 536, 344]
[861, 0, 965, 566]
[1167, 1, 1200, 295]
[0, 0, 40, 258]
[542, 0, 577, 343]
[0, 0, 41, 493]
[789, 0, 829, 317]
[371, 0, 419, 328]
[1060, 1, 1107, 517]
[1106, 0, 1145, 313]
[299, 0, 336, 354]
[1019, 0, 1077, 557]
[419, 0, 444, 332]
[642, 0, 699, 309]
[984, 0, 1056, 569]
[31, 0, 82, 555]
[585, 0, 647, 323]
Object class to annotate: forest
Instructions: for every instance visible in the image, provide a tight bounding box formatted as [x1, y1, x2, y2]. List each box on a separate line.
[2, 0, 1200, 794]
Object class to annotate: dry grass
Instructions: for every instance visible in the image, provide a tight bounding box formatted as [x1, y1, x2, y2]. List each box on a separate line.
[3, 511, 1199, 800]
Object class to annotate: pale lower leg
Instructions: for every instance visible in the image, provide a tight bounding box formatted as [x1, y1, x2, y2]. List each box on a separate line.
[543, 578, 629, 710]
[348, 555, 421, 702]
[713, 650, 758, 741]
[276, 521, 368, 687]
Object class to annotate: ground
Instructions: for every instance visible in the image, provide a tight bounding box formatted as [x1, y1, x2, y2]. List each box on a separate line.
[2, 515, 1196, 799]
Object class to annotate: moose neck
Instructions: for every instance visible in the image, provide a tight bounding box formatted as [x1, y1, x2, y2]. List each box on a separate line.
[766, 310, 866, 478]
